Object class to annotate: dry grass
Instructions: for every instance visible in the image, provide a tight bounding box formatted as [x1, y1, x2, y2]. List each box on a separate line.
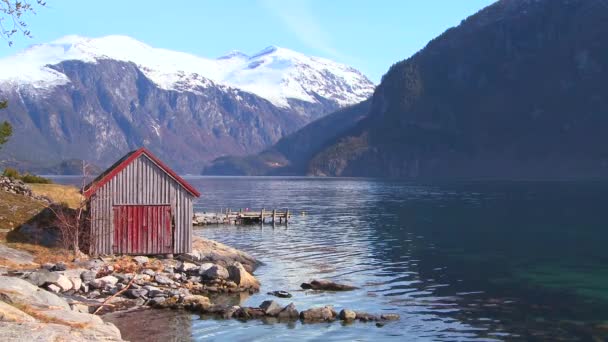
[9, 302, 89, 329]
[0, 232, 75, 266]
[0, 190, 46, 230]
[8, 243, 74, 266]
[29, 184, 83, 209]
[0, 256, 38, 270]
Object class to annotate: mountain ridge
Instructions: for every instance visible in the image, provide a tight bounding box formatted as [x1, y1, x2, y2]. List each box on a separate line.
[0, 36, 375, 173]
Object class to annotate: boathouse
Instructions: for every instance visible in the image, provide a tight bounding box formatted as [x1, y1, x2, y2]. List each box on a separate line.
[83, 147, 201, 256]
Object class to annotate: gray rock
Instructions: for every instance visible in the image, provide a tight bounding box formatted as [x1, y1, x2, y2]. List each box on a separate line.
[149, 297, 166, 307]
[142, 269, 156, 277]
[50, 262, 67, 272]
[0, 276, 70, 310]
[177, 261, 198, 273]
[277, 303, 299, 320]
[46, 284, 61, 293]
[114, 273, 133, 284]
[90, 275, 118, 289]
[53, 275, 73, 292]
[143, 285, 164, 297]
[188, 276, 202, 283]
[126, 288, 149, 299]
[154, 274, 174, 285]
[88, 290, 101, 298]
[202, 265, 229, 280]
[25, 269, 59, 287]
[339, 309, 356, 321]
[133, 256, 149, 265]
[198, 263, 215, 275]
[259, 300, 282, 316]
[81, 270, 97, 283]
[82, 259, 106, 270]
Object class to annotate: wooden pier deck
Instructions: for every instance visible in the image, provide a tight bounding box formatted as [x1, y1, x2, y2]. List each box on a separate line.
[193, 208, 292, 226]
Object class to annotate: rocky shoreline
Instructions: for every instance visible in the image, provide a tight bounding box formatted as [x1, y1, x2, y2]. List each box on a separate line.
[0, 235, 400, 341]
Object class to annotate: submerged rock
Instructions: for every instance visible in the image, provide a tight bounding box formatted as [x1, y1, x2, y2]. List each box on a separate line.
[301, 279, 358, 291]
[267, 290, 292, 298]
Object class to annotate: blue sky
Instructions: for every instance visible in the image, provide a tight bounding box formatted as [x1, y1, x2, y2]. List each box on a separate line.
[0, 0, 495, 83]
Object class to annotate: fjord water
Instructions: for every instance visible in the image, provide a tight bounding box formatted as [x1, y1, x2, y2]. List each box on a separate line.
[56, 176, 608, 341]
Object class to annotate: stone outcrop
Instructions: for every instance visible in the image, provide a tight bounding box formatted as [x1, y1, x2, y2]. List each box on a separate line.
[182, 237, 259, 273]
[0, 276, 123, 341]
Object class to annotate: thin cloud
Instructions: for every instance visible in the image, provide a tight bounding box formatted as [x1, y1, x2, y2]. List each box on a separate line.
[260, 0, 347, 60]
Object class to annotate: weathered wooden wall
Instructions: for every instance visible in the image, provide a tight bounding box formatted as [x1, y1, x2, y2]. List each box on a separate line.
[89, 154, 194, 255]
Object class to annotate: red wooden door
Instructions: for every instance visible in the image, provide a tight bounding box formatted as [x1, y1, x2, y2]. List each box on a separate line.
[113, 205, 173, 255]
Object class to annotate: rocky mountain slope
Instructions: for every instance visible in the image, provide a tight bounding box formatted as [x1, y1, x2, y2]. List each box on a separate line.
[203, 100, 370, 175]
[0, 36, 374, 173]
[293, 0, 608, 179]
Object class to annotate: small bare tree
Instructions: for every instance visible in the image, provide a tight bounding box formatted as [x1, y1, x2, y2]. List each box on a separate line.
[49, 160, 91, 257]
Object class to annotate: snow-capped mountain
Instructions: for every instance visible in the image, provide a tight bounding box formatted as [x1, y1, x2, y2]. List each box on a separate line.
[0, 35, 374, 112]
[0, 35, 374, 173]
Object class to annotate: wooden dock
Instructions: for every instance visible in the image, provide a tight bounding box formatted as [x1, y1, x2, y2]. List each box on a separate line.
[193, 208, 291, 226]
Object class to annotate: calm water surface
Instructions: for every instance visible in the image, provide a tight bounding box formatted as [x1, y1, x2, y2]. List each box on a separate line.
[54, 176, 608, 341]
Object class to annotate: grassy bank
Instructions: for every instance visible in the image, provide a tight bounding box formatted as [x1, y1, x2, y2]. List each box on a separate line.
[0, 182, 82, 266]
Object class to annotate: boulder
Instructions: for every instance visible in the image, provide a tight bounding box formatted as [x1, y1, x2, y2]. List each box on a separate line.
[154, 274, 174, 285]
[299, 306, 337, 322]
[148, 297, 166, 307]
[227, 262, 260, 290]
[300, 279, 358, 291]
[143, 285, 163, 297]
[46, 284, 61, 293]
[90, 275, 118, 289]
[81, 270, 97, 283]
[259, 300, 282, 316]
[114, 273, 133, 284]
[197, 263, 215, 275]
[177, 261, 198, 273]
[201, 265, 229, 280]
[185, 237, 259, 273]
[339, 309, 356, 321]
[53, 275, 73, 292]
[277, 303, 299, 320]
[50, 262, 67, 272]
[25, 269, 59, 287]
